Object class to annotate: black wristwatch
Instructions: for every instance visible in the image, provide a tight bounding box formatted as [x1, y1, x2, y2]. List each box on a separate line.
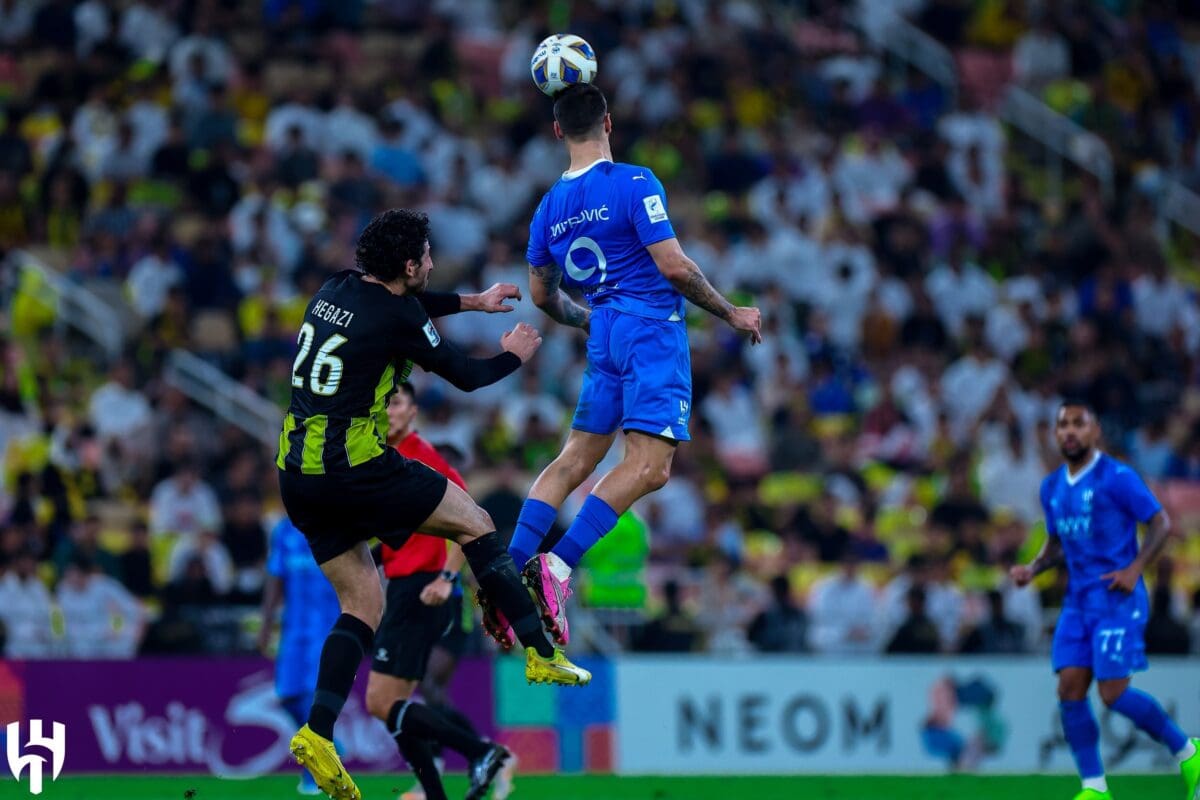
[439, 570, 459, 583]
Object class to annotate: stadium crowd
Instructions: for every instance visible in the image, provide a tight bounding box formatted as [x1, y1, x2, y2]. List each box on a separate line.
[0, 0, 1198, 659]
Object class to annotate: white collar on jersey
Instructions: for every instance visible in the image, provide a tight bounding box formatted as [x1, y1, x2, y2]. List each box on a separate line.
[562, 158, 612, 180]
[1064, 450, 1103, 486]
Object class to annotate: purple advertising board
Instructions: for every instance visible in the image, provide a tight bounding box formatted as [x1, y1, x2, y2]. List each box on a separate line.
[3, 658, 494, 775]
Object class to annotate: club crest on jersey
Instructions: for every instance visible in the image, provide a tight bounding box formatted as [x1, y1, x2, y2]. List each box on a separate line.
[422, 320, 441, 347]
[643, 194, 668, 223]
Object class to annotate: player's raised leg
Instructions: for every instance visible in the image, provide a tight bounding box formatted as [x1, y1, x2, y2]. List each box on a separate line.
[290, 543, 380, 800]
[526, 430, 675, 644]
[1057, 667, 1110, 800]
[419, 479, 590, 685]
[509, 429, 615, 566]
[365, 674, 510, 800]
[1097, 678, 1198, 798]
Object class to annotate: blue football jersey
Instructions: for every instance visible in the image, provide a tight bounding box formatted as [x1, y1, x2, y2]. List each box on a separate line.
[266, 517, 340, 641]
[527, 160, 684, 321]
[1040, 453, 1162, 603]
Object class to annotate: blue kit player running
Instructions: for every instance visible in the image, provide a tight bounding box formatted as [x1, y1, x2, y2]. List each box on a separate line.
[478, 83, 761, 648]
[1011, 402, 1199, 800]
[259, 516, 341, 796]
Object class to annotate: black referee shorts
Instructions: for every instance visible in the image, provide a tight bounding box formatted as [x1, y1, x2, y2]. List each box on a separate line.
[278, 448, 449, 564]
[437, 593, 472, 658]
[371, 572, 453, 680]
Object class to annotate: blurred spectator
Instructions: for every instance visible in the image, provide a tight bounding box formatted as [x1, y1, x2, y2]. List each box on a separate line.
[695, 555, 762, 654]
[960, 590, 1027, 654]
[631, 579, 700, 653]
[52, 514, 120, 580]
[119, 521, 154, 598]
[808, 558, 877, 654]
[88, 360, 153, 444]
[57, 554, 144, 658]
[886, 586, 941, 654]
[1012, 13, 1069, 89]
[167, 530, 234, 596]
[1145, 584, 1190, 655]
[149, 463, 222, 540]
[0, 547, 54, 658]
[126, 233, 185, 319]
[747, 575, 808, 653]
[219, 490, 267, 596]
[478, 459, 524, 540]
[976, 421, 1045, 523]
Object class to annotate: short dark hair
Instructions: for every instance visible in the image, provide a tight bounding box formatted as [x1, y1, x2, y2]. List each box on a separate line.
[396, 381, 416, 401]
[1059, 399, 1096, 417]
[553, 83, 608, 140]
[355, 209, 430, 282]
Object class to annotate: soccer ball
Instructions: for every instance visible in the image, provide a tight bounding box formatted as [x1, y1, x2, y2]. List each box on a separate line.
[530, 34, 597, 97]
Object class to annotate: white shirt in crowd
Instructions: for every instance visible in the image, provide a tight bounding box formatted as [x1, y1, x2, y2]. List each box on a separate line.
[807, 570, 879, 654]
[879, 573, 966, 651]
[976, 434, 1046, 523]
[925, 260, 998, 337]
[0, 572, 54, 658]
[1013, 28, 1070, 88]
[702, 382, 767, 465]
[126, 253, 184, 318]
[89, 380, 153, 441]
[940, 353, 1009, 437]
[1133, 272, 1194, 340]
[57, 573, 143, 659]
[167, 536, 235, 595]
[265, 102, 327, 152]
[149, 475, 222, 539]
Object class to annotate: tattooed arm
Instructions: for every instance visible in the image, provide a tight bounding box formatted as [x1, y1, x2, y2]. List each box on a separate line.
[528, 262, 591, 331]
[646, 238, 762, 343]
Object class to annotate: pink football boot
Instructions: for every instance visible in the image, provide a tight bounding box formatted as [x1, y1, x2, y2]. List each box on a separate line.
[521, 553, 572, 645]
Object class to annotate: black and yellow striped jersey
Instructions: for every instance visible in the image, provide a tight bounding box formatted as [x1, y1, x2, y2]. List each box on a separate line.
[277, 270, 522, 475]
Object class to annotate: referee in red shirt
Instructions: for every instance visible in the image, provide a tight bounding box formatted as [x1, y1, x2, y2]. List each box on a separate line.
[364, 383, 513, 800]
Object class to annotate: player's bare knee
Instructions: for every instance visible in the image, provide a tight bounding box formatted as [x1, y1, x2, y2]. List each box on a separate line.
[1057, 676, 1089, 702]
[1098, 681, 1128, 707]
[364, 681, 392, 720]
[339, 592, 382, 630]
[636, 459, 671, 492]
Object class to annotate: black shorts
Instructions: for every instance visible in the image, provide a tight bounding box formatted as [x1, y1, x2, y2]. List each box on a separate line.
[437, 593, 470, 658]
[278, 448, 449, 564]
[371, 573, 452, 680]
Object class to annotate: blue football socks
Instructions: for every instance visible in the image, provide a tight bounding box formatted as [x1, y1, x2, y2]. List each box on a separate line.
[552, 495, 619, 568]
[1060, 700, 1104, 780]
[1109, 687, 1190, 754]
[509, 498, 557, 566]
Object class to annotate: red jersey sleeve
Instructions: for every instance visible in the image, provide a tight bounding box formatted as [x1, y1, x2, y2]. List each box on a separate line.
[382, 432, 467, 577]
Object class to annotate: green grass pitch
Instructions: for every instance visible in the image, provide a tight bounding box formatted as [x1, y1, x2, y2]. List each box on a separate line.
[2, 774, 1184, 800]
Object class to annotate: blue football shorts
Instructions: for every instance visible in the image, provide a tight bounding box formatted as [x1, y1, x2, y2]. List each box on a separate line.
[1051, 585, 1149, 680]
[572, 307, 692, 442]
[276, 631, 325, 699]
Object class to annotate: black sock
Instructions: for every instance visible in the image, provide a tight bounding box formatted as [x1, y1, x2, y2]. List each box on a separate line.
[394, 731, 448, 800]
[387, 700, 490, 761]
[432, 703, 479, 738]
[307, 613, 374, 740]
[463, 532, 555, 657]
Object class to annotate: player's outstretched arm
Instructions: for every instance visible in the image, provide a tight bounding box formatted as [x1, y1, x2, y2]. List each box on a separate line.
[529, 263, 591, 331]
[416, 323, 542, 392]
[417, 285, 521, 318]
[1009, 535, 1064, 587]
[647, 238, 762, 344]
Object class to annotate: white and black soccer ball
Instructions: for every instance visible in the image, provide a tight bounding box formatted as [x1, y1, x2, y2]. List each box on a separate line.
[530, 33, 598, 97]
